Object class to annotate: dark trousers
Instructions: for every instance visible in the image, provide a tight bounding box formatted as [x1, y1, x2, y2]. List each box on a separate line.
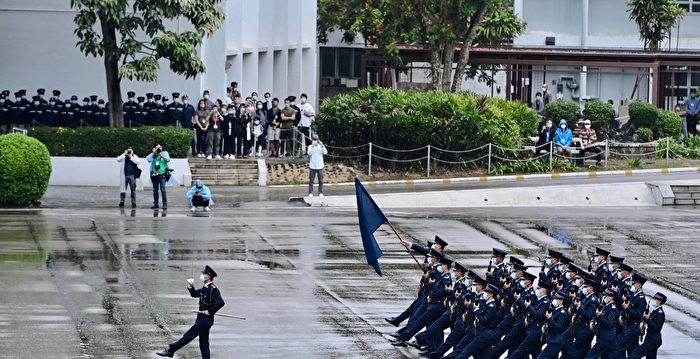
[444, 330, 475, 359]
[415, 310, 451, 350]
[169, 315, 213, 359]
[222, 134, 234, 156]
[151, 175, 167, 205]
[394, 295, 423, 326]
[536, 341, 564, 359]
[309, 168, 324, 194]
[687, 113, 698, 135]
[609, 327, 640, 358]
[120, 175, 136, 204]
[191, 128, 197, 155]
[625, 335, 661, 359]
[490, 320, 526, 358]
[192, 196, 210, 207]
[584, 338, 614, 359]
[578, 146, 603, 164]
[398, 303, 444, 342]
[505, 330, 543, 359]
[196, 128, 207, 155]
[535, 143, 551, 157]
[300, 126, 311, 146]
[429, 320, 465, 358]
[562, 326, 593, 359]
[235, 133, 246, 157]
[455, 329, 498, 359]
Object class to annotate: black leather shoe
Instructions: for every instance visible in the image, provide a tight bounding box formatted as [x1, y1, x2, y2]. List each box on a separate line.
[118, 202, 124, 207]
[151, 205, 159, 209]
[407, 340, 422, 349]
[385, 317, 399, 327]
[155, 347, 173, 357]
[390, 340, 407, 347]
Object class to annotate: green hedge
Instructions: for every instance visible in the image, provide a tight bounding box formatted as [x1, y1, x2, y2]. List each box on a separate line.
[584, 100, 615, 131]
[313, 87, 538, 150]
[542, 100, 580, 123]
[655, 110, 682, 139]
[29, 127, 192, 158]
[0, 134, 52, 207]
[629, 101, 658, 129]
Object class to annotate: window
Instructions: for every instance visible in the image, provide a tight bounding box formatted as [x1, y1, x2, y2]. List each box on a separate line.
[677, 0, 700, 13]
[321, 47, 336, 77]
[353, 49, 363, 78]
[338, 48, 352, 77]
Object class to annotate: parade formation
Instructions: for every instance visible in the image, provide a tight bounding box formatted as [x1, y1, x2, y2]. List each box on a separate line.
[385, 239, 666, 359]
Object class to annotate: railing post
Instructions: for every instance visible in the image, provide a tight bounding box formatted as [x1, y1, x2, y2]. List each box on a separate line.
[368, 142, 373, 177]
[665, 137, 670, 168]
[604, 139, 609, 170]
[293, 129, 297, 158]
[427, 145, 431, 178]
[549, 141, 553, 172]
[487, 143, 492, 174]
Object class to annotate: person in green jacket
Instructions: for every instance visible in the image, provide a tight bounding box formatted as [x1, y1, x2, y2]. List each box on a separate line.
[146, 142, 170, 209]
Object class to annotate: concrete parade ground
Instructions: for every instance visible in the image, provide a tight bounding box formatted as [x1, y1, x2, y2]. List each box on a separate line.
[1, 173, 700, 358]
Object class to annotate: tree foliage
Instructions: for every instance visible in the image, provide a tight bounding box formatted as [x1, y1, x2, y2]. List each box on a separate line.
[627, 0, 685, 51]
[71, 0, 225, 127]
[317, 0, 525, 92]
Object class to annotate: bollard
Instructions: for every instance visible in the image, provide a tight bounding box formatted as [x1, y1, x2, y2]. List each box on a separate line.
[427, 145, 431, 178]
[488, 143, 492, 174]
[368, 142, 373, 177]
[549, 141, 553, 172]
[604, 139, 609, 170]
[666, 137, 670, 168]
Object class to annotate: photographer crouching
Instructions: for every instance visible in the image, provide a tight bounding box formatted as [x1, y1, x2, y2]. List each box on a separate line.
[187, 180, 213, 212]
[147, 142, 170, 209]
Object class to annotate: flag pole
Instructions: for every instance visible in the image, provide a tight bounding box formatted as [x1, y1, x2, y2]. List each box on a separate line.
[386, 220, 425, 271]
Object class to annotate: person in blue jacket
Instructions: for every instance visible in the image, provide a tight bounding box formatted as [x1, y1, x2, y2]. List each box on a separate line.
[187, 179, 214, 212]
[553, 119, 573, 152]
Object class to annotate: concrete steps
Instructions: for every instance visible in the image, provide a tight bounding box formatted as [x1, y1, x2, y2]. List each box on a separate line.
[188, 158, 259, 186]
[670, 185, 700, 205]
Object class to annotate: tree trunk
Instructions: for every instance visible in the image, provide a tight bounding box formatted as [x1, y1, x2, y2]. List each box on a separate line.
[441, 41, 456, 91]
[451, 3, 490, 93]
[429, 47, 442, 90]
[99, 13, 124, 127]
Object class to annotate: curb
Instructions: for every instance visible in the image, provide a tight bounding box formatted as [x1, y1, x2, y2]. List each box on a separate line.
[270, 166, 700, 188]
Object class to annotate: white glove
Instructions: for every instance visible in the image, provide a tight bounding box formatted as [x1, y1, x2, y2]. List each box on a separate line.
[187, 278, 195, 286]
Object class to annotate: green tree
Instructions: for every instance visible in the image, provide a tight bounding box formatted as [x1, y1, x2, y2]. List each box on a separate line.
[627, 0, 685, 51]
[317, 0, 525, 92]
[71, 0, 225, 127]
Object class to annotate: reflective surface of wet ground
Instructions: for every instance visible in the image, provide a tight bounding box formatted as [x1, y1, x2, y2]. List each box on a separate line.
[1, 184, 699, 358]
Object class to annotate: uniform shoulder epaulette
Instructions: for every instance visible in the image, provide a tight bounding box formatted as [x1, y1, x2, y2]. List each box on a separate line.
[488, 302, 495, 307]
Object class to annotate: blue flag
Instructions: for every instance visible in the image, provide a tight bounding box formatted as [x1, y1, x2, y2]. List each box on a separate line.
[355, 177, 388, 276]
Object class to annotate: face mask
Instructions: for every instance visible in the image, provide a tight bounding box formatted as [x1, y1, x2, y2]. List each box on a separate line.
[450, 272, 457, 282]
[649, 301, 658, 310]
[594, 257, 600, 264]
[49, 101, 55, 106]
[608, 264, 614, 272]
[65, 104, 71, 108]
[536, 290, 545, 299]
[573, 279, 581, 287]
[436, 266, 444, 274]
[510, 272, 517, 280]
[254, 120, 259, 125]
[490, 258, 497, 266]
[257, 105, 263, 110]
[301, 98, 307, 104]
[519, 279, 526, 288]
[556, 93, 564, 100]
[584, 124, 591, 129]
[183, 100, 189, 105]
[266, 97, 271, 102]
[128, 97, 134, 101]
[630, 285, 637, 293]
[139, 102, 144, 106]
[203, 95, 209, 100]
[546, 258, 552, 266]
[199, 106, 205, 110]
[542, 87, 547, 92]
[33, 101, 39, 106]
[579, 286, 587, 294]
[199, 274, 206, 283]
[552, 299, 560, 307]
[560, 124, 566, 130]
[252, 96, 258, 101]
[603, 297, 609, 304]
[148, 98, 154, 103]
[471, 286, 477, 293]
[21, 96, 26, 100]
[536, 96, 542, 100]
[98, 104, 105, 108]
[481, 292, 488, 300]
[71, 100, 78, 104]
[228, 110, 234, 114]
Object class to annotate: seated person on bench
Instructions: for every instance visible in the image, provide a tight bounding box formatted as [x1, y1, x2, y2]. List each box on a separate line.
[553, 119, 573, 155]
[536, 118, 556, 156]
[578, 119, 602, 165]
[187, 179, 214, 212]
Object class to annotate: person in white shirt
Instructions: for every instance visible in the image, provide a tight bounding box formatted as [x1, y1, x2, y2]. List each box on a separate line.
[307, 134, 327, 197]
[298, 93, 315, 148]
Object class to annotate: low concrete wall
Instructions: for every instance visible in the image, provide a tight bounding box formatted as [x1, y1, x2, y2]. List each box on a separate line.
[49, 156, 191, 188]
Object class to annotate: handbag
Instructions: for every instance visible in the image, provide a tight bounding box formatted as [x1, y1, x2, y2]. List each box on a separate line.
[134, 166, 142, 179]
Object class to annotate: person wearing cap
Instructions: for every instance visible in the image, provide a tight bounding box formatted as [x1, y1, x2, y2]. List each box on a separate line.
[442, 273, 484, 359]
[610, 273, 648, 357]
[540, 249, 563, 284]
[561, 276, 598, 359]
[411, 258, 457, 354]
[8, 91, 26, 128]
[486, 248, 508, 288]
[307, 134, 327, 197]
[44, 96, 60, 127]
[94, 99, 109, 127]
[165, 93, 183, 126]
[426, 262, 470, 358]
[626, 292, 666, 359]
[36, 88, 47, 105]
[537, 291, 570, 359]
[27, 96, 44, 125]
[59, 96, 79, 127]
[0, 91, 11, 132]
[79, 97, 93, 125]
[133, 96, 148, 127]
[187, 179, 214, 212]
[584, 289, 618, 359]
[591, 247, 611, 287]
[157, 265, 225, 358]
[453, 283, 501, 359]
[123, 91, 138, 127]
[150, 94, 165, 126]
[116, 146, 140, 208]
[506, 280, 552, 359]
[489, 270, 536, 359]
[391, 255, 453, 348]
[577, 118, 602, 165]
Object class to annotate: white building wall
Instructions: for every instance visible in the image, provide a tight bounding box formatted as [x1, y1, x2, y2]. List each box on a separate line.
[0, 0, 317, 108]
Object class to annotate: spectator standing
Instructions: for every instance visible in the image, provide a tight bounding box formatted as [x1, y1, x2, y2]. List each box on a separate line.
[230, 81, 241, 99]
[244, 105, 257, 158]
[533, 92, 544, 113]
[187, 180, 214, 212]
[686, 90, 699, 135]
[553, 119, 573, 154]
[116, 146, 140, 208]
[207, 104, 223, 160]
[254, 101, 267, 156]
[263, 92, 273, 111]
[181, 95, 196, 155]
[280, 97, 297, 157]
[535, 119, 556, 157]
[307, 134, 328, 197]
[194, 100, 210, 157]
[224, 87, 233, 106]
[578, 119, 602, 165]
[298, 93, 315, 148]
[222, 105, 236, 159]
[541, 83, 552, 106]
[147, 143, 170, 209]
[201, 90, 214, 111]
[267, 98, 281, 157]
[234, 105, 247, 158]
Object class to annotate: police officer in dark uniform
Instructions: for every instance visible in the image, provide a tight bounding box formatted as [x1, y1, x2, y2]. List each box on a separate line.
[132, 96, 148, 126]
[584, 288, 618, 359]
[60, 96, 80, 127]
[182, 94, 196, 154]
[490, 267, 534, 358]
[45, 96, 61, 127]
[486, 248, 508, 288]
[94, 99, 109, 126]
[505, 280, 552, 359]
[443, 271, 486, 359]
[9, 91, 26, 128]
[157, 265, 225, 359]
[51, 90, 63, 106]
[626, 291, 666, 359]
[592, 247, 612, 288]
[427, 262, 470, 359]
[36, 88, 48, 105]
[560, 275, 599, 359]
[166, 92, 183, 126]
[454, 283, 502, 359]
[540, 249, 563, 284]
[610, 273, 648, 357]
[144, 92, 156, 125]
[123, 91, 138, 127]
[79, 97, 93, 125]
[537, 290, 570, 359]
[27, 96, 45, 125]
[412, 257, 458, 354]
[150, 94, 165, 126]
[0, 90, 13, 132]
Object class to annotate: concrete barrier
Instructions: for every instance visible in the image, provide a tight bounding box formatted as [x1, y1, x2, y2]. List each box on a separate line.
[49, 156, 191, 188]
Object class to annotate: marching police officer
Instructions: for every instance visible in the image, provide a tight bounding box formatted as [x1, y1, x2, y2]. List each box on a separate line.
[592, 247, 612, 288]
[486, 248, 508, 288]
[454, 283, 502, 359]
[584, 288, 618, 359]
[610, 273, 647, 357]
[561, 275, 599, 359]
[505, 280, 552, 359]
[626, 292, 666, 359]
[123, 91, 138, 127]
[537, 290, 570, 359]
[157, 265, 225, 359]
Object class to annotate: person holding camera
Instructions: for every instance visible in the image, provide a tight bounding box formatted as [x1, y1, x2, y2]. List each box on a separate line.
[307, 134, 327, 197]
[187, 179, 214, 212]
[116, 146, 140, 208]
[147, 143, 170, 209]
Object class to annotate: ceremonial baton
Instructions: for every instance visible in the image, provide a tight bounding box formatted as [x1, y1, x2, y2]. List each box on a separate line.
[191, 310, 246, 320]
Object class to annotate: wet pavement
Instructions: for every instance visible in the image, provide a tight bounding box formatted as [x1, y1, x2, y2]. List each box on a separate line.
[1, 180, 700, 358]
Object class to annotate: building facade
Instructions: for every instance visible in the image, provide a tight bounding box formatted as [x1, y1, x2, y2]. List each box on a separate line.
[0, 0, 317, 108]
